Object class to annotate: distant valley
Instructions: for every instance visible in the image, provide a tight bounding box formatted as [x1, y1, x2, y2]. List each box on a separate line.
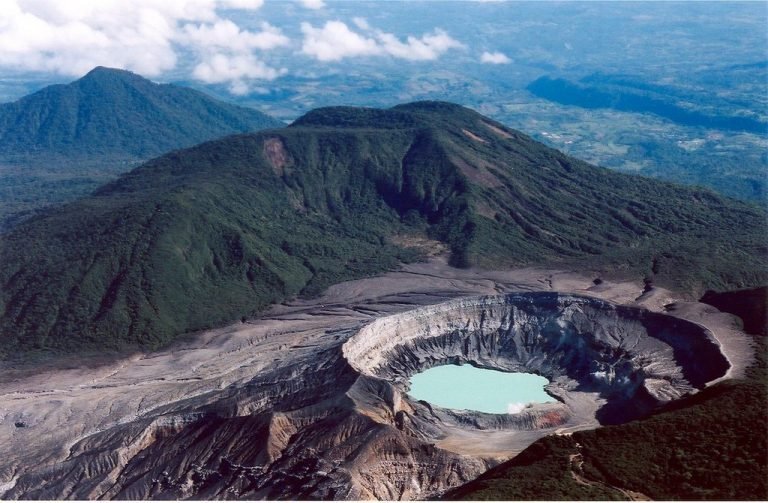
[527, 74, 766, 135]
[525, 72, 767, 201]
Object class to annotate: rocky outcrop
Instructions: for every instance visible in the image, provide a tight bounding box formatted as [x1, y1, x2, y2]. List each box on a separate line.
[0, 291, 730, 500]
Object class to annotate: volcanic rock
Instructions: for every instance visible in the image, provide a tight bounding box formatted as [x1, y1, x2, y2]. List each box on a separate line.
[0, 271, 733, 499]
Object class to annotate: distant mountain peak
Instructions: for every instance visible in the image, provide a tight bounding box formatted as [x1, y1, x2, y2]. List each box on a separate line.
[79, 66, 146, 84]
[84, 65, 133, 76]
[0, 67, 283, 160]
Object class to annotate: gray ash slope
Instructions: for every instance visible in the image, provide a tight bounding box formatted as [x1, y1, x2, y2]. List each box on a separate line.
[1, 292, 732, 500]
[0, 101, 765, 357]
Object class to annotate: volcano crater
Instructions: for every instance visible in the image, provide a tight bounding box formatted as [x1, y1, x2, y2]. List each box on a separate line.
[343, 292, 729, 432]
[0, 290, 735, 500]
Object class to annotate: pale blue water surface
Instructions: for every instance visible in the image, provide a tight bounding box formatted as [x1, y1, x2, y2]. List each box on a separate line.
[407, 364, 554, 414]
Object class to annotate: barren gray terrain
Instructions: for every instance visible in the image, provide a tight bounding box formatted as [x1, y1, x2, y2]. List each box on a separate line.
[0, 259, 753, 499]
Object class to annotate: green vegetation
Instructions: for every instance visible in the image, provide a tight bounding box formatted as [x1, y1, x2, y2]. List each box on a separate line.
[447, 377, 768, 500]
[0, 66, 282, 161]
[1, 101, 766, 358]
[619, 137, 766, 202]
[0, 129, 420, 356]
[0, 67, 283, 231]
[444, 434, 624, 500]
[574, 380, 767, 500]
[0, 159, 133, 232]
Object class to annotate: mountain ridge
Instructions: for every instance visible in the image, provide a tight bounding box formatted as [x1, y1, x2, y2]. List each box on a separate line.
[0, 66, 283, 232]
[1, 101, 765, 358]
[0, 66, 283, 160]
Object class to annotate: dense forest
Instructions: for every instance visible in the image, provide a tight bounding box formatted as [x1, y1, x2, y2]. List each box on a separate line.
[0, 67, 282, 232]
[1, 102, 765, 359]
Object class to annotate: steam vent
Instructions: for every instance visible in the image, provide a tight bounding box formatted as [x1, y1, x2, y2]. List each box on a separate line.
[3, 292, 731, 500]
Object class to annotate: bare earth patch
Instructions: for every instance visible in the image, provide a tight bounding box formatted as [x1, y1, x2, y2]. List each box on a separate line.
[262, 137, 291, 176]
[482, 120, 514, 139]
[389, 234, 448, 257]
[461, 128, 488, 143]
[450, 155, 503, 187]
[474, 201, 498, 220]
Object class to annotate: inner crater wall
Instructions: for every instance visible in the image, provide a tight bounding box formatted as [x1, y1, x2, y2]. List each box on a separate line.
[343, 292, 729, 423]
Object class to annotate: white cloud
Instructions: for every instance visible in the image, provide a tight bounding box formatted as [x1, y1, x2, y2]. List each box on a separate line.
[0, 0, 278, 90]
[220, 0, 264, 8]
[180, 20, 288, 52]
[0, 0, 179, 76]
[480, 50, 511, 64]
[180, 19, 289, 92]
[299, 0, 325, 9]
[300, 21, 379, 61]
[507, 402, 528, 414]
[1, 1, 466, 95]
[192, 53, 285, 94]
[300, 20, 464, 62]
[377, 29, 464, 61]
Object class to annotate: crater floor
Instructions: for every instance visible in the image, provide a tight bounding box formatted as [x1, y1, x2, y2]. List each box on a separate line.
[0, 259, 753, 500]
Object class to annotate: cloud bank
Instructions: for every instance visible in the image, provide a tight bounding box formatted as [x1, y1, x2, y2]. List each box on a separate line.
[301, 19, 464, 62]
[179, 19, 289, 92]
[0, 0, 285, 93]
[0, 2, 467, 94]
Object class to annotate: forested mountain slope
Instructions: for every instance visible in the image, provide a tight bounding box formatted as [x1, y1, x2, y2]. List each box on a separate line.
[0, 66, 282, 161]
[0, 67, 283, 232]
[1, 101, 765, 357]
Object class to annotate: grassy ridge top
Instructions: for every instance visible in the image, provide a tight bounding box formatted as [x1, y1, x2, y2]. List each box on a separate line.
[0, 101, 765, 358]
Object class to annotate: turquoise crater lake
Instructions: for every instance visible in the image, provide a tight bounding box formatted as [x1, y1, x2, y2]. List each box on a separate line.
[407, 364, 555, 414]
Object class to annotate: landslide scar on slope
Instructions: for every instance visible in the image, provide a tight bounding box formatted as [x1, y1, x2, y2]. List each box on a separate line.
[462, 129, 489, 143]
[263, 137, 291, 176]
[482, 120, 514, 139]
